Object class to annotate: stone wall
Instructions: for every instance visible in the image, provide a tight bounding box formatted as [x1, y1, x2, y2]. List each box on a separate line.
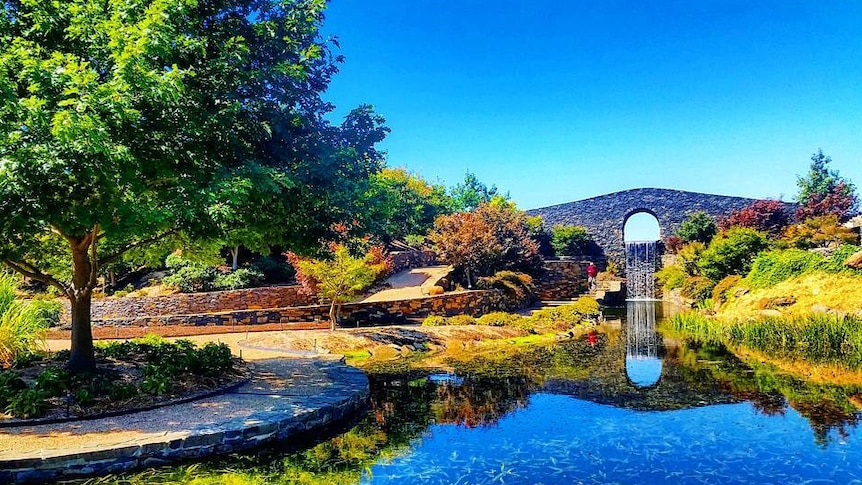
[534, 260, 586, 301]
[89, 290, 506, 329]
[64, 286, 314, 322]
[389, 250, 437, 273]
[528, 188, 797, 265]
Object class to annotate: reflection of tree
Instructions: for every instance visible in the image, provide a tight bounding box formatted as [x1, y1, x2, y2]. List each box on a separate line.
[432, 377, 531, 428]
[673, 337, 862, 446]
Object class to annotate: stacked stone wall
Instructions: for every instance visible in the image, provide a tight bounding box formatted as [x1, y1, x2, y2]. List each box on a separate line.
[63, 286, 314, 322]
[534, 260, 586, 301]
[89, 290, 505, 329]
[389, 250, 437, 273]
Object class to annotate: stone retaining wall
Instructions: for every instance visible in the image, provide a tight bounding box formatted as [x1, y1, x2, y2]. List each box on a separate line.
[535, 260, 586, 301]
[90, 290, 506, 329]
[63, 285, 314, 322]
[389, 250, 437, 273]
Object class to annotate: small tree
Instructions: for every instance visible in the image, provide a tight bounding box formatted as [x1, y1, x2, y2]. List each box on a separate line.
[719, 200, 790, 236]
[795, 150, 859, 221]
[677, 212, 718, 244]
[551, 225, 593, 257]
[289, 245, 389, 330]
[449, 172, 504, 212]
[429, 202, 541, 287]
[782, 215, 858, 249]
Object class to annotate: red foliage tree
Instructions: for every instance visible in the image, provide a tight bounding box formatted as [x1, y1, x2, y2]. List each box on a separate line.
[795, 182, 858, 222]
[719, 200, 790, 235]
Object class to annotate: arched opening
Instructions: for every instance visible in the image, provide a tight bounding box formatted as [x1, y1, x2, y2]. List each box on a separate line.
[623, 211, 660, 242]
[622, 211, 660, 300]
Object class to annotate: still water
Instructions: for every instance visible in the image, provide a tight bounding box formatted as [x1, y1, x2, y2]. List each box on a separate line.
[100, 302, 862, 484]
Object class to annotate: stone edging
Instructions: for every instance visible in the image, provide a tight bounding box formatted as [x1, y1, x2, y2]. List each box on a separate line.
[0, 375, 252, 429]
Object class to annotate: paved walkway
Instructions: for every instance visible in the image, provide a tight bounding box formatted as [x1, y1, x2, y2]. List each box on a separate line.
[0, 353, 369, 483]
[362, 265, 452, 302]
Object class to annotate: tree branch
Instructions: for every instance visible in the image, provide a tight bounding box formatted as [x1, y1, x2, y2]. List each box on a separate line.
[3, 259, 70, 298]
[100, 230, 178, 265]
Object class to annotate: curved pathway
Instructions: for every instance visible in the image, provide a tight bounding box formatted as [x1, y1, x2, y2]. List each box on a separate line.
[0, 356, 369, 484]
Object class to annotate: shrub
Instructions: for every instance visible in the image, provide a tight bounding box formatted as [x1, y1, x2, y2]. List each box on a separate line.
[0, 371, 26, 408]
[551, 225, 593, 257]
[782, 215, 858, 249]
[711, 275, 742, 307]
[677, 212, 717, 244]
[680, 276, 714, 303]
[476, 312, 521, 326]
[447, 314, 477, 326]
[476, 271, 536, 310]
[421, 315, 447, 327]
[162, 264, 219, 293]
[141, 369, 172, 396]
[0, 274, 48, 368]
[193, 343, 234, 377]
[677, 242, 705, 276]
[527, 297, 600, 332]
[6, 388, 49, 419]
[746, 249, 821, 288]
[656, 265, 686, 291]
[213, 268, 264, 291]
[605, 260, 621, 277]
[816, 245, 862, 273]
[34, 367, 70, 397]
[664, 236, 684, 254]
[719, 199, 790, 235]
[29, 300, 62, 328]
[698, 228, 768, 281]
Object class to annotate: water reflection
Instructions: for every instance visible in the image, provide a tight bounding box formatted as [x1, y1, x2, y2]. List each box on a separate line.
[625, 300, 663, 387]
[94, 326, 862, 484]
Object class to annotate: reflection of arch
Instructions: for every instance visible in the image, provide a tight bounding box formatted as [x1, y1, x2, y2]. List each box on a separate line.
[624, 301, 662, 387]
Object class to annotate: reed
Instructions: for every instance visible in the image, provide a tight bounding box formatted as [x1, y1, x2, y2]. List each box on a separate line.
[669, 311, 862, 369]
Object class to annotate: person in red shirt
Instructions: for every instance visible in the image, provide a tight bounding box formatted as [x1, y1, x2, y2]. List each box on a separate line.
[586, 262, 598, 292]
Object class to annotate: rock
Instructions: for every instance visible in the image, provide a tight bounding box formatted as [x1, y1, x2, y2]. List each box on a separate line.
[759, 309, 783, 317]
[846, 250, 862, 269]
[733, 287, 749, 298]
[811, 304, 832, 314]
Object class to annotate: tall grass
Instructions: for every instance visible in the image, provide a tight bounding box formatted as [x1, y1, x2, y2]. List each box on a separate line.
[0, 273, 48, 367]
[669, 311, 862, 369]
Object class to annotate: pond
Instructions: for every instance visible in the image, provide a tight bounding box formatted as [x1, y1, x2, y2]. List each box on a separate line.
[91, 302, 862, 484]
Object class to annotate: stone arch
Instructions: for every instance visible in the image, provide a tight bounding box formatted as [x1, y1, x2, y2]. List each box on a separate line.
[528, 188, 796, 265]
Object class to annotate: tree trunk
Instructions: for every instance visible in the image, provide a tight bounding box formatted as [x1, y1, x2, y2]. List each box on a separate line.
[328, 300, 337, 331]
[67, 295, 95, 372]
[67, 233, 98, 373]
[231, 246, 239, 271]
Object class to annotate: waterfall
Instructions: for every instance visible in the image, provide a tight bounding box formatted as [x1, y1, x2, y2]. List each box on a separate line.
[625, 240, 657, 300]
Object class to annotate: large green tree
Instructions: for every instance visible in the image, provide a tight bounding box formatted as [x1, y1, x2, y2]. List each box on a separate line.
[0, 0, 381, 371]
[795, 150, 858, 221]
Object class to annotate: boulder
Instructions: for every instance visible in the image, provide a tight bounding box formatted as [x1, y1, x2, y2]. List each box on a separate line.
[845, 250, 862, 269]
[758, 309, 783, 317]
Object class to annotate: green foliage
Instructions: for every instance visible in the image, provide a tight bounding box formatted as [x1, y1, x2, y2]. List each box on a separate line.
[712, 275, 742, 306]
[677, 212, 718, 244]
[698, 228, 768, 281]
[28, 300, 62, 328]
[362, 167, 453, 242]
[162, 264, 221, 293]
[35, 367, 70, 397]
[448, 315, 478, 326]
[795, 150, 858, 219]
[212, 268, 265, 291]
[680, 276, 715, 303]
[449, 172, 503, 212]
[677, 242, 705, 276]
[656, 265, 686, 291]
[550, 225, 593, 257]
[746, 249, 822, 288]
[421, 315, 448, 327]
[141, 369, 172, 396]
[5, 388, 49, 419]
[0, 0, 389, 371]
[252, 256, 296, 284]
[526, 298, 600, 332]
[745, 245, 862, 288]
[476, 312, 522, 326]
[0, 371, 26, 408]
[670, 312, 862, 369]
[476, 271, 536, 310]
[0, 274, 48, 367]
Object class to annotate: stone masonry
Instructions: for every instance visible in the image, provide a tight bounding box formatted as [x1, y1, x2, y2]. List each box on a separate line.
[88, 290, 506, 330]
[528, 187, 797, 265]
[534, 260, 586, 301]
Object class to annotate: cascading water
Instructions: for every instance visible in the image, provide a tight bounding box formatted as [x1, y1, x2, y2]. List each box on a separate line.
[625, 240, 657, 300]
[624, 300, 663, 387]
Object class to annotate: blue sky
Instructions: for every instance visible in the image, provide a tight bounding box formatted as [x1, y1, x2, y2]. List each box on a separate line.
[321, 1, 862, 211]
